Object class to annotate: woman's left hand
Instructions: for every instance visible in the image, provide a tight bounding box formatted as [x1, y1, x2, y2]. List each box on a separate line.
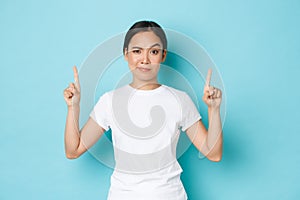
[202, 69, 222, 108]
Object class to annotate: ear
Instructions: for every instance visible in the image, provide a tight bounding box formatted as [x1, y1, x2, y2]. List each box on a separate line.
[124, 48, 128, 61]
[161, 49, 167, 62]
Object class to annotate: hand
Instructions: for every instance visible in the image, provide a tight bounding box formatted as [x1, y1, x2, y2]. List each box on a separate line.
[63, 66, 81, 107]
[202, 69, 222, 108]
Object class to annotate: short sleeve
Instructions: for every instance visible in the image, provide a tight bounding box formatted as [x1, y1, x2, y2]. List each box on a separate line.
[180, 92, 201, 132]
[89, 93, 110, 131]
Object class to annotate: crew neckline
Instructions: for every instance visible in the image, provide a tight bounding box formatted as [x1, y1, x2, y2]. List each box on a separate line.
[127, 84, 165, 95]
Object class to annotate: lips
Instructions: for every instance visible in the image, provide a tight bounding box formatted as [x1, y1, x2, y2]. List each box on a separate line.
[137, 67, 151, 72]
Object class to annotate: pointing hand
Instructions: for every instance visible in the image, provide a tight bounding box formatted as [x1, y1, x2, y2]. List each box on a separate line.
[63, 66, 81, 107]
[202, 69, 222, 108]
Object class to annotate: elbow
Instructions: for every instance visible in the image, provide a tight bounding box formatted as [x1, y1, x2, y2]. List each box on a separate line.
[207, 152, 223, 162]
[65, 152, 80, 160]
[209, 156, 222, 162]
[207, 140, 223, 162]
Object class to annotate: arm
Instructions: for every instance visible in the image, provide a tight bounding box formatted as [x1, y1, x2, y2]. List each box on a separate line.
[186, 108, 223, 162]
[64, 106, 105, 159]
[63, 66, 105, 159]
[185, 69, 223, 162]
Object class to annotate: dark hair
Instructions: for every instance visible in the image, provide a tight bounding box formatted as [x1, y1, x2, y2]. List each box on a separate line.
[123, 20, 167, 54]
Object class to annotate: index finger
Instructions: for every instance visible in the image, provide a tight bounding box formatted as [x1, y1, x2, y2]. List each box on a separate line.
[205, 68, 212, 87]
[73, 66, 80, 88]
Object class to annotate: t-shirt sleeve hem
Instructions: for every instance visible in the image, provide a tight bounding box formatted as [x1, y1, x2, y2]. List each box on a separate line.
[181, 115, 201, 132]
[89, 111, 110, 131]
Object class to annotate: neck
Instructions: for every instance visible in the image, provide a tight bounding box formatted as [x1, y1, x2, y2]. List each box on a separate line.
[130, 80, 161, 90]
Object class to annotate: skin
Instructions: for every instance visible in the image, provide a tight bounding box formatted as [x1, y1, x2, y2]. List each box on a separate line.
[63, 31, 223, 162]
[124, 31, 167, 90]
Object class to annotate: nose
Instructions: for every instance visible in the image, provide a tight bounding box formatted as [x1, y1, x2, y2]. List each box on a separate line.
[141, 50, 150, 64]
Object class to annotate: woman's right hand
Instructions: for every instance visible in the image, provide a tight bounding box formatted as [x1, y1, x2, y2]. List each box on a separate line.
[63, 66, 81, 107]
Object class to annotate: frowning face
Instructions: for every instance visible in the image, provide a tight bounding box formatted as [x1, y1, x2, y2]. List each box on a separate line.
[124, 31, 167, 86]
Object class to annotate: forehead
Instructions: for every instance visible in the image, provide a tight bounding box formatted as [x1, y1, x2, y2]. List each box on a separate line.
[128, 31, 162, 48]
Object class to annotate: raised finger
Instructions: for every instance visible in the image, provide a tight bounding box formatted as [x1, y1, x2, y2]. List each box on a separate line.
[73, 66, 81, 90]
[205, 68, 212, 87]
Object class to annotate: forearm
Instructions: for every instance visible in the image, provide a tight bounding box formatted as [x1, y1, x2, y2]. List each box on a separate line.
[206, 107, 223, 158]
[64, 105, 81, 157]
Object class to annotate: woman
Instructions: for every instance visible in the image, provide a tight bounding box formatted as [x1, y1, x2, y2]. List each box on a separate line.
[63, 20, 223, 200]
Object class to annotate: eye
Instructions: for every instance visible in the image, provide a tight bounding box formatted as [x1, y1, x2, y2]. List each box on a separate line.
[132, 49, 141, 54]
[150, 49, 160, 55]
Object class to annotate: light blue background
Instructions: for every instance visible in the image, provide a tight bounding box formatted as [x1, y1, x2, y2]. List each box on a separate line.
[1, 0, 299, 199]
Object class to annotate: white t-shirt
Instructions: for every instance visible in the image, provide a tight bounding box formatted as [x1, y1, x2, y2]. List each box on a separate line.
[90, 84, 201, 200]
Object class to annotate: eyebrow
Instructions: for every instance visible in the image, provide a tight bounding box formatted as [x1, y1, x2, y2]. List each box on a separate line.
[130, 43, 162, 49]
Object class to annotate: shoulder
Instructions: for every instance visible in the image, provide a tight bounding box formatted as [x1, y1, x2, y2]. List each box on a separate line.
[162, 85, 190, 99]
[97, 85, 130, 102]
[163, 85, 199, 109]
[101, 85, 129, 95]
